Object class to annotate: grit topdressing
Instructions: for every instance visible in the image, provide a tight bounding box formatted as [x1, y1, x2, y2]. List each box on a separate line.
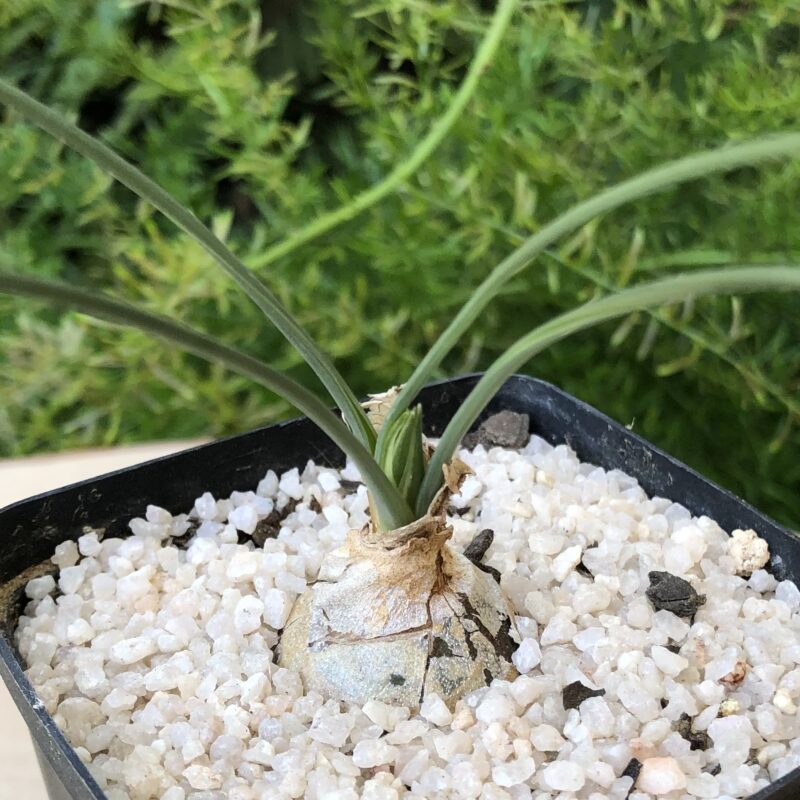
[15, 433, 800, 800]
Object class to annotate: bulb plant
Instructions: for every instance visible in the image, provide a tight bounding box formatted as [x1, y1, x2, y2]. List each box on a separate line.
[1, 0, 800, 706]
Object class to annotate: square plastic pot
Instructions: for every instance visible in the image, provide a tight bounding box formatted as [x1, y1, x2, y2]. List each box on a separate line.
[1, 374, 798, 799]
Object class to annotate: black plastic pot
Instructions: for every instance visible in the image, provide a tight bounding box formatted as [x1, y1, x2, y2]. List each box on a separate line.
[1, 374, 798, 800]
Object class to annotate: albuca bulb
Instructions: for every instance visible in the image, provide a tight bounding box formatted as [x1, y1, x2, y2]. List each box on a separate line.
[279, 465, 518, 708]
[362, 385, 405, 432]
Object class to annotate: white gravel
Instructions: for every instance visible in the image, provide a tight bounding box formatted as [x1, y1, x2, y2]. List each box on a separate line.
[15, 435, 800, 800]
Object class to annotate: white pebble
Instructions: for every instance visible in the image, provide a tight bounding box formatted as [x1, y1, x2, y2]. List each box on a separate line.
[25, 574, 56, 601]
[433, 730, 471, 760]
[318, 472, 340, 492]
[776, 580, 800, 609]
[193, 492, 218, 520]
[651, 645, 689, 677]
[229, 505, 259, 535]
[226, 551, 261, 582]
[352, 739, 398, 768]
[492, 756, 535, 787]
[77, 533, 102, 557]
[728, 528, 770, 576]
[581, 697, 615, 738]
[234, 595, 264, 635]
[749, 569, 778, 593]
[475, 690, 516, 725]
[100, 689, 136, 713]
[257, 470, 278, 497]
[146, 505, 172, 524]
[261, 588, 290, 629]
[183, 765, 221, 790]
[572, 583, 611, 613]
[420, 694, 452, 726]
[551, 545, 583, 582]
[541, 761, 585, 791]
[362, 700, 409, 732]
[51, 540, 79, 568]
[708, 715, 758, 770]
[530, 724, 564, 752]
[278, 468, 303, 500]
[67, 619, 95, 646]
[774, 688, 797, 714]
[586, 761, 616, 788]
[58, 564, 86, 595]
[637, 757, 687, 794]
[686, 773, 721, 799]
[109, 637, 157, 665]
[116, 567, 153, 604]
[511, 638, 541, 673]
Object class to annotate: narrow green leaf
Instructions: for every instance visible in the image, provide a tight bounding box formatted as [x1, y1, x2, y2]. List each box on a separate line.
[385, 133, 800, 444]
[0, 271, 413, 529]
[416, 266, 800, 513]
[378, 406, 425, 512]
[0, 79, 376, 451]
[637, 249, 800, 272]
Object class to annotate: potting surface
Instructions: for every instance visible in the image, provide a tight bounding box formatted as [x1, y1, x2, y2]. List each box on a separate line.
[12, 430, 800, 799]
[3, 376, 800, 800]
[0, 440, 205, 800]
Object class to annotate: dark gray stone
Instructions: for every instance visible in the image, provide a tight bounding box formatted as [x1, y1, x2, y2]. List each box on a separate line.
[646, 571, 706, 618]
[463, 411, 530, 450]
[562, 680, 606, 710]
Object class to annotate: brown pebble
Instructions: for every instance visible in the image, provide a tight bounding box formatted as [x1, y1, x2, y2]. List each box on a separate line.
[252, 514, 280, 547]
[252, 498, 299, 547]
[562, 680, 606, 710]
[170, 522, 197, 550]
[720, 660, 748, 687]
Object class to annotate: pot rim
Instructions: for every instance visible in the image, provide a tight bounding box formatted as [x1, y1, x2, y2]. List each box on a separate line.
[1, 373, 798, 800]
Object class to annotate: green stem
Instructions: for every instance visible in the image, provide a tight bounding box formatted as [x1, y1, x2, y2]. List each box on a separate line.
[0, 79, 375, 451]
[248, 0, 519, 270]
[416, 266, 800, 513]
[383, 133, 800, 449]
[0, 272, 413, 528]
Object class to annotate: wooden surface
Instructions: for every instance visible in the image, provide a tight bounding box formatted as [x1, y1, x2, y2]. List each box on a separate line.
[0, 440, 205, 800]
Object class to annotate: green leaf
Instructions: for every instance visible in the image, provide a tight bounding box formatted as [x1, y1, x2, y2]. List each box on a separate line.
[416, 265, 800, 513]
[0, 270, 413, 529]
[378, 405, 425, 513]
[0, 78, 376, 451]
[385, 133, 800, 444]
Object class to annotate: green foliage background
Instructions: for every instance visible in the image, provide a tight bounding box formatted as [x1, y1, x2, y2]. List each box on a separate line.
[1, 0, 799, 528]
